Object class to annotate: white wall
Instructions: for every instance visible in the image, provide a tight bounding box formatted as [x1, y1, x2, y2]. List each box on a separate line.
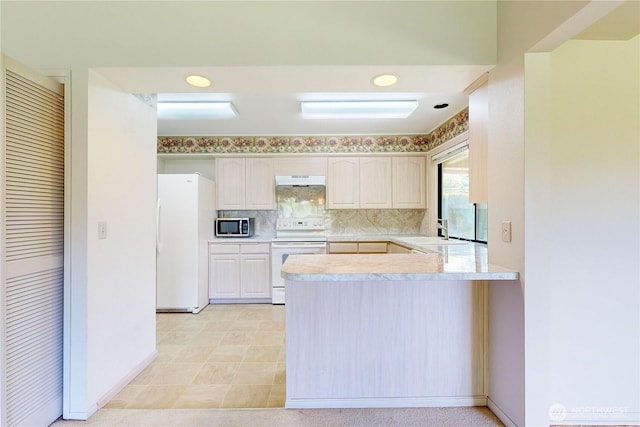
[83, 70, 157, 416]
[486, 54, 526, 427]
[487, 2, 593, 426]
[525, 36, 639, 425]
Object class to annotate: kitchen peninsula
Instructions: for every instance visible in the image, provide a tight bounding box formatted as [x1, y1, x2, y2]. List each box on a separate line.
[282, 241, 517, 409]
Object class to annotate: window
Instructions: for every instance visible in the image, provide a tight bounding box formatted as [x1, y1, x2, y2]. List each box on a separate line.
[437, 147, 488, 243]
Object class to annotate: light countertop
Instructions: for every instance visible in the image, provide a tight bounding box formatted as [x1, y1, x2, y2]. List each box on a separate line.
[208, 235, 274, 244]
[208, 232, 519, 281]
[282, 240, 518, 281]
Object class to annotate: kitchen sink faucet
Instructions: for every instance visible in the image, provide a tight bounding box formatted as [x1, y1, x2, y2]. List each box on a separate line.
[438, 218, 449, 240]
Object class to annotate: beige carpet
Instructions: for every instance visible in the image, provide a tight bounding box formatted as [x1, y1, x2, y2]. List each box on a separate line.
[51, 407, 504, 426]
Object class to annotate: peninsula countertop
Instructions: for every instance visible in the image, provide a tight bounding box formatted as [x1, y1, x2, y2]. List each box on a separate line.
[281, 242, 518, 281]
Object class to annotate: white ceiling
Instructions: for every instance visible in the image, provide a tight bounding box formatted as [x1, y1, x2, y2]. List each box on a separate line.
[98, 65, 493, 136]
[86, 1, 637, 138]
[3, 1, 636, 138]
[0, 1, 496, 137]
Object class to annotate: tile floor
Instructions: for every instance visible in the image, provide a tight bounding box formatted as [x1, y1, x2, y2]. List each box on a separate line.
[106, 303, 286, 409]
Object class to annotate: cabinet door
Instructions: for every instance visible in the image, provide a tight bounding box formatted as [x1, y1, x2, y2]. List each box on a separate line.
[468, 79, 488, 203]
[240, 254, 271, 298]
[327, 157, 359, 209]
[245, 157, 275, 210]
[217, 158, 245, 210]
[328, 242, 358, 254]
[359, 157, 392, 209]
[209, 255, 241, 298]
[392, 156, 426, 209]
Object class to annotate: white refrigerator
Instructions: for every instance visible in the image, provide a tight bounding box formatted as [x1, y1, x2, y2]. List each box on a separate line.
[156, 174, 216, 313]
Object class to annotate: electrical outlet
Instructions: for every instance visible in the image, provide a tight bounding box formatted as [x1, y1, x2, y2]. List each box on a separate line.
[501, 221, 512, 243]
[98, 221, 108, 239]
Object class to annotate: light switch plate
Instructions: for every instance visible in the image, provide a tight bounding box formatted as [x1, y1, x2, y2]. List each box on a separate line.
[98, 221, 107, 239]
[501, 221, 512, 243]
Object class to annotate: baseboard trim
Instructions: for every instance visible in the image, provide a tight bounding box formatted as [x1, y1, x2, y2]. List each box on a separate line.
[95, 350, 158, 409]
[487, 397, 518, 427]
[286, 396, 487, 409]
[209, 298, 271, 304]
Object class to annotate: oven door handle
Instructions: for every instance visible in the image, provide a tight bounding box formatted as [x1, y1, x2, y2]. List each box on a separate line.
[271, 242, 327, 250]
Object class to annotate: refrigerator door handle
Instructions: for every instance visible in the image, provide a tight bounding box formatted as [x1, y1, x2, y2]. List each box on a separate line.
[156, 198, 162, 252]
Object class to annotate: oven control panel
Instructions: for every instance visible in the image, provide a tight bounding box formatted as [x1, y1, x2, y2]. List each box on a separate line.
[276, 217, 325, 231]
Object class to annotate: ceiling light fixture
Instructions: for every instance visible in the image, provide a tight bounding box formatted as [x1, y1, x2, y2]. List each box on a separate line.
[157, 102, 238, 119]
[185, 75, 212, 88]
[371, 74, 398, 87]
[301, 100, 418, 119]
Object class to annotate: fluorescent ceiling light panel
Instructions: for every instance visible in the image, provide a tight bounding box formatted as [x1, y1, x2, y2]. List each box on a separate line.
[157, 102, 238, 119]
[301, 100, 418, 119]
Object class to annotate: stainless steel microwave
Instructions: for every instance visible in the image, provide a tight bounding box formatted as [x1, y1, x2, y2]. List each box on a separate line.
[215, 218, 255, 237]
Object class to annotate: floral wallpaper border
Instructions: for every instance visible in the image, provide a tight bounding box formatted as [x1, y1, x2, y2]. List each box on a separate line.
[157, 107, 468, 154]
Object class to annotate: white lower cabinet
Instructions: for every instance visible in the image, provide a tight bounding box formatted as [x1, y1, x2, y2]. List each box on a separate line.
[209, 243, 271, 300]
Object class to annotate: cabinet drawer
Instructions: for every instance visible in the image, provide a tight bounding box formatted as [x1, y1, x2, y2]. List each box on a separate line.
[387, 243, 412, 254]
[241, 243, 270, 254]
[328, 242, 359, 254]
[358, 242, 387, 253]
[209, 244, 240, 254]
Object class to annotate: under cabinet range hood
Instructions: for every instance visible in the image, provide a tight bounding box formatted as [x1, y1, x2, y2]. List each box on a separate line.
[275, 175, 326, 187]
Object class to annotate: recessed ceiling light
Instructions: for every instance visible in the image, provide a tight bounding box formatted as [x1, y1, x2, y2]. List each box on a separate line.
[185, 75, 211, 88]
[157, 102, 238, 119]
[301, 100, 418, 119]
[372, 74, 398, 87]
[433, 103, 449, 109]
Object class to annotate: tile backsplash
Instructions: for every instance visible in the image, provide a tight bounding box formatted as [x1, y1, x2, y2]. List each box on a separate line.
[276, 186, 326, 219]
[325, 209, 427, 236]
[218, 209, 428, 237]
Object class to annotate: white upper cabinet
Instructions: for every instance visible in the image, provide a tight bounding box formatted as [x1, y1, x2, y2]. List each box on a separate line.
[217, 157, 275, 210]
[217, 157, 245, 210]
[245, 157, 275, 210]
[327, 157, 359, 209]
[392, 156, 426, 209]
[327, 156, 425, 209]
[468, 76, 488, 204]
[359, 157, 392, 209]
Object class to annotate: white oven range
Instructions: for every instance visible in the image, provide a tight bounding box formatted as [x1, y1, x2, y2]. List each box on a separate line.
[271, 217, 326, 304]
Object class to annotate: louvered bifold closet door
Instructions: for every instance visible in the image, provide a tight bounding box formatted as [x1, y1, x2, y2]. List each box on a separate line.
[2, 57, 65, 427]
